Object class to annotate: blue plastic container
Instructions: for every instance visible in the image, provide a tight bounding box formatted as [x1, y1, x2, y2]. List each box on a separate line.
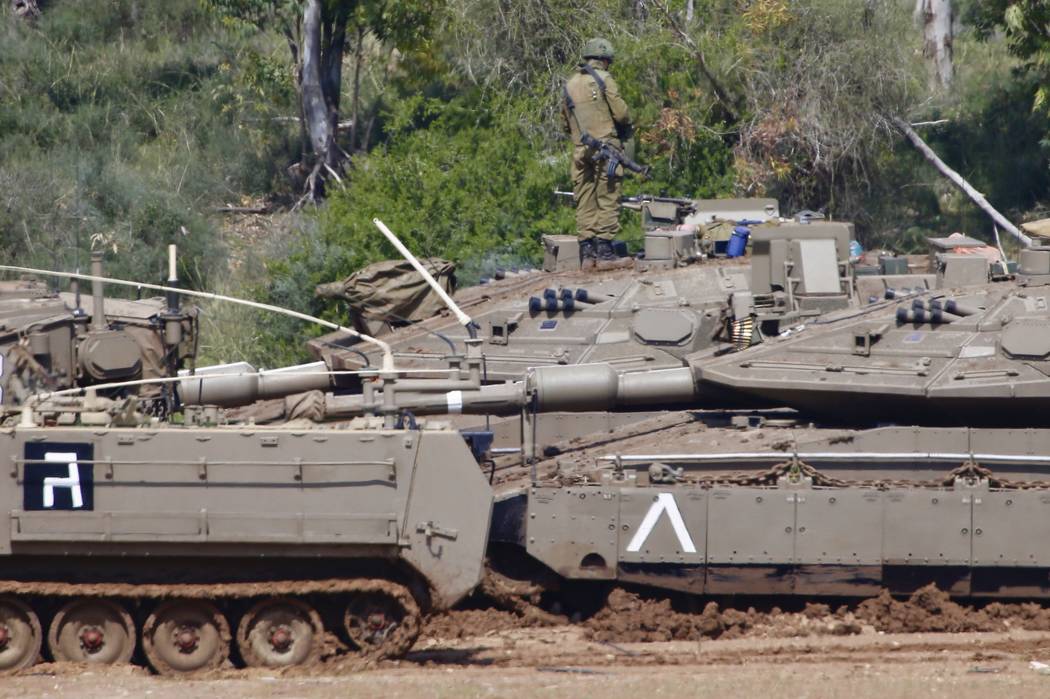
[849, 239, 864, 261]
[727, 226, 750, 258]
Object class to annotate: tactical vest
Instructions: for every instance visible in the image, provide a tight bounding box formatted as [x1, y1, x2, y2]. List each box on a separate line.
[564, 63, 617, 144]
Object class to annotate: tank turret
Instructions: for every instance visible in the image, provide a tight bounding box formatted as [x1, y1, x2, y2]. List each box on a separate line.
[309, 216, 931, 393]
[0, 251, 197, 414]
[314, 265, 1050, 431]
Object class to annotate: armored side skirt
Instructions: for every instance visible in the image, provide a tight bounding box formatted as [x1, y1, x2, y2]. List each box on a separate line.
[501, 480, 1050, 598]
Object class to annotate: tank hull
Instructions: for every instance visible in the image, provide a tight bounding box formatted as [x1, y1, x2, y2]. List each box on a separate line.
[0, 423, 493, 673]
[492, 425, 1050, 600]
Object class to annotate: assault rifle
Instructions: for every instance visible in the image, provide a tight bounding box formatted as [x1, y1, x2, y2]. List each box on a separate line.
[581, 133, 651, 179]
[554, 191, 692, 208]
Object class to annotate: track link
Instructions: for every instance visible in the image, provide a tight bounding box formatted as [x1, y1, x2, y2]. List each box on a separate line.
[0, 578, 423, 676]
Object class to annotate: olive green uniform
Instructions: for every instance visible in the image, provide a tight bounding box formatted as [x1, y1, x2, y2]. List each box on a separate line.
[561, 59, 632, 241]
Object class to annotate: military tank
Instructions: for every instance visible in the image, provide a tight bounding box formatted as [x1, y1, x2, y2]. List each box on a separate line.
[489, 246, 1050, 601]
[0, 252, 494, 676]
[312, 234, 1050, 602]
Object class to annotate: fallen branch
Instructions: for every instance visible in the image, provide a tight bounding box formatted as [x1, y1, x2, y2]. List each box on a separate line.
[267, 116, 354, 130]
[892, 115, 1031, 248]
[214, 205, 271, 214]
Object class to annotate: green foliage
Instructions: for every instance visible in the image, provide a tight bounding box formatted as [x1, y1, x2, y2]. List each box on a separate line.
[264, 0, 739, 331]
[0, 0, 298, 286]
[733, 0, 926, 217]
[206, 0, 442, 45]
[297, 93, 575, 286]
[6, 0, 1050, 367]
[862, 13, 1050, 251]
[967, 1, 1050, 115]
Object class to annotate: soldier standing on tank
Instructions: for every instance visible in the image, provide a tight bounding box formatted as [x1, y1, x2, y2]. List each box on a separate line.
[561, 37, 634, 262]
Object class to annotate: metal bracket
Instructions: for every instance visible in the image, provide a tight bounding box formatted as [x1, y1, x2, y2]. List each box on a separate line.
[489, 314, 521, 346]
[416, 520, 459, 542]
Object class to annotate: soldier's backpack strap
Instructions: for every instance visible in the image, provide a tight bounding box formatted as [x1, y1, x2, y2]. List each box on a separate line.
[578, 62, 607, 96]
[563, 82, 589, 141]
[578, 62, 623, 137]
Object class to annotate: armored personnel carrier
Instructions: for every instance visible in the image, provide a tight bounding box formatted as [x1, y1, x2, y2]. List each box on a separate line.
[0, 252, 197, 412]
[0, 254, 494, 676]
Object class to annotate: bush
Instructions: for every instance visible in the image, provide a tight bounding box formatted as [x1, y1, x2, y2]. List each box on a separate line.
[0, 0, 297, 290]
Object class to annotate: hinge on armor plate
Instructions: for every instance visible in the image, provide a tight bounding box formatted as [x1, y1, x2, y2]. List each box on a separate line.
[776, 475, 812, 492]
[600, 469, 637, 485]
[416, 520, 459, 542]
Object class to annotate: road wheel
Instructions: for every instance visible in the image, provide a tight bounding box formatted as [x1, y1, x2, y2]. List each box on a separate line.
[236, 598, 321, 668]
[0, 597, 41, 673]
[143, 599, 230, 675]
[48, 598, 135, 664]
[343, 581, 421, 659]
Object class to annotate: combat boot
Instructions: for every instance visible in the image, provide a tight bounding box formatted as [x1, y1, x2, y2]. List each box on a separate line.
[596, 239, 619, 262]
[579, 238, 598, 261]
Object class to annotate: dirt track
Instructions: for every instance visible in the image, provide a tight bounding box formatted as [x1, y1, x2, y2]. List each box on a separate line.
[7, 626, 1050, 699]
[10, 585, 1050, 698]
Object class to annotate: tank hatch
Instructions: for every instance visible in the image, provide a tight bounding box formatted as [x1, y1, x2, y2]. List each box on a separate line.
[631, 310, 696, 346]
[1001, 317, 1050, 359]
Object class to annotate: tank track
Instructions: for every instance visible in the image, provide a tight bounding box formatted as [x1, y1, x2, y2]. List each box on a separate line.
[0, 577, 422, 675]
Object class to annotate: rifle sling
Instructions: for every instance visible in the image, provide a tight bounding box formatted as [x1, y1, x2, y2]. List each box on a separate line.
[564, 65, 630, 177]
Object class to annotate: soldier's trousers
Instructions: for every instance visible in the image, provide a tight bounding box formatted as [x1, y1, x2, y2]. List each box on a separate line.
[572, 143, 623, 241]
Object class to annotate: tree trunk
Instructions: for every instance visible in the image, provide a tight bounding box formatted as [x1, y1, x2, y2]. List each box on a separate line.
[301, 0, 332, 198]
[301, 0, 353, 199]
[280, 22, 311, 179]
[321, 5, 349, 162]
[916, 0, 953, 90]
[298, 0, 352, 200]
[685, 0, 694, 22]
[892, 116, 1031, 247]
[349, 24, 364, 154]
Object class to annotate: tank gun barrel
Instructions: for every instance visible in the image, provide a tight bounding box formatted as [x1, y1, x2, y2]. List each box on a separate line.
[529, 364, 698, 410]
[179, 361, 333, 407]
[324, 364, 700, 419]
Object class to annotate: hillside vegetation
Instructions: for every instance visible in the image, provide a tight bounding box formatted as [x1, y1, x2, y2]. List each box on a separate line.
[2, 0, 1049, 364]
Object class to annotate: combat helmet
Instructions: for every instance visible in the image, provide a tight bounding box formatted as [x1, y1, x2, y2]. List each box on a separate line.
[582, 37, 614, 63]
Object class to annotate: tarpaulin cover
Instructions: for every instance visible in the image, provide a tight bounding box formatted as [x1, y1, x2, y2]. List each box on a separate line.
[315, 258, 456, 325]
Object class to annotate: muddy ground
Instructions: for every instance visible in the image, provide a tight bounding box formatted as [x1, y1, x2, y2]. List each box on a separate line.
[9, 586, 1050, 698]
[7, 627, 1050, 699]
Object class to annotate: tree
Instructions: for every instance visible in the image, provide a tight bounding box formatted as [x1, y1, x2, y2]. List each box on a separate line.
[969, 1, 1050, 111]
[733, 1, 924, 216]
[916, 0, 954, 90]
[207, 0, 438, 201]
